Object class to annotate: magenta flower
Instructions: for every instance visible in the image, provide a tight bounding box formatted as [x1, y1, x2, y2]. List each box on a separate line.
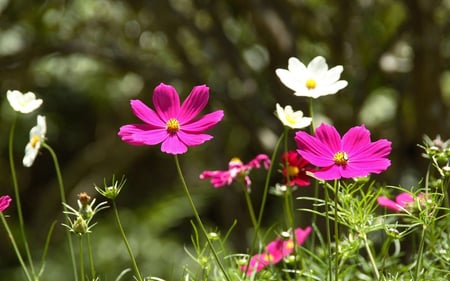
[199, 154, 270, 191]
[377, 192, 424, 212]
[295, 123, 392, 180]
[241, 226, 312, 275]
[118, 83, 224, 155]
[0, 195, 12, 212]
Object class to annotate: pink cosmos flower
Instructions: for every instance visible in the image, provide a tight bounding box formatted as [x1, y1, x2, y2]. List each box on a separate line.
[0, 195, 12, 212]
[199, 154, 270, 191]
[295, 123, 392, 181]
[378, 192, 424, 212]
[118, 83, 224, 155]
[242, 226, 312, 275]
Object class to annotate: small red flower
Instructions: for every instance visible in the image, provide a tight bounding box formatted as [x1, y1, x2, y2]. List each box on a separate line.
[281, 151, 312, 187]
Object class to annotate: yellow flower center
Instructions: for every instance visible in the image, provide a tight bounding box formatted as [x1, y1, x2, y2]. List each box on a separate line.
[286, 115, 297, 125]
[30, 135, 40, 148]
[305, 78, 317, 89]
[263, 254, 274, 262]
[286, 166, 299, 176]
[166, 118, 180, 134]
[333, 151, 349, 165]
[285, 240, 294, 250]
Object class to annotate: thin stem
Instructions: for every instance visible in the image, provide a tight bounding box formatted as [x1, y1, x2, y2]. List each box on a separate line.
[333, 180, 339, 281]
[308, 98, 319, 250]
[1, 213, 33, 281]
[112, 200, 143, 281]
[42, 143, 78, 281]
[86, 234, 96, 279]
[256, 133, 285, 228]
[174, 155, 231, 281]
[241, 183, 258, 231]
[8, 117, 36, 277]
[78, 236, 85, 281]
[323, 184, 332, 281]
[414, 226, 426, 281]
[362, 233, 380, 280]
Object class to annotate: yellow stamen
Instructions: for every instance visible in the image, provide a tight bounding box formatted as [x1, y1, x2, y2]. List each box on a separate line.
[333, 151, 349, 165]
[305, 78, 317, 89]
[286, 115, 297, 125]
[286, 166, 299, 176]
[285, 240, 294, 250]
[30, 135, 40, 148]
[263, 254, 274, 262]
[166, 118, 180, 134]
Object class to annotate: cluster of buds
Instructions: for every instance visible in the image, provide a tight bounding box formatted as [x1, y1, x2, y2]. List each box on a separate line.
[420, 135, 450, 176]
[63, 192, 108, 235]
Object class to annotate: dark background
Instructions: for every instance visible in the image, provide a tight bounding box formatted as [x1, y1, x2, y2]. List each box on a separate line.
[1, 0, 449, 279]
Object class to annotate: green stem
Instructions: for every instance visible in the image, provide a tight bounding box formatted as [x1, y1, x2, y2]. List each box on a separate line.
[112, 200, 143, 281]
[308, 98, 319, 250]
[78, 236, 85, 281]
[333, 180, 339, 281]
[256, 133, 285, 229]
[324, 184, 332, 281]
[414, 226, 426, 281]
[174, 155, 231, 281]
[241, 183, 258, 231]
[86, 234, 96, 279]
[42, 143, 78, 281]
[1, 213, 33, 281]
[8, 117, 36, 278]
[362, 233, 380, 280]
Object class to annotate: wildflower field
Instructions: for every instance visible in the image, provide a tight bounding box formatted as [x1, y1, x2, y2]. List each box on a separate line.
[1, 1, 450, 281]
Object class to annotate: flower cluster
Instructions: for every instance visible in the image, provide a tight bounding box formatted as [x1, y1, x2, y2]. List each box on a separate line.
[199, 154, 270, 191]
[242, 227, 312, 275]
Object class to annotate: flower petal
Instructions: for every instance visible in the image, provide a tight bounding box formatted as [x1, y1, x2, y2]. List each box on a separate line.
[314, 123, 342, 153]
[118, 124, 168, 145]
[287, 57, 307, 75]
[295, 130, 335, 167]
[178, 85, 209, 123]
[377, 196, 402, 212]
[275, 68, 304, 93]
[130, 100, 165, 127]
[342, 125, 371, 154]
[161, 134, 188, 154]
[182, 110, 224, 132]
[177, 131, 213, 146]
[308, 56, 328, 75]
[313, 166, 343, 180]
[153, 83, 180, 120]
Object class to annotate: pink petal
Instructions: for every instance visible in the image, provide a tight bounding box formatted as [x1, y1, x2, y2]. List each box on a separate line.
[178, 85, 209, 122]
[118, 124, 168, 145]
[341, 125, 371, 154]
[295, 130, 335, 167]
[339, 163, 370, 178]
[130, 100, 165, 127]
[314, 123, 342, 152]
[153, 83, 180, 121]
[161, 134, 188, 154]
[177, 131, 213, 146]
[182, 110, 224, 132]
[0, 195, 12, 212]
[396, 192, 414, 206]
[313, 165, 342, 180]
[294, 226, 312, 245]
[378, 196, 402, 212]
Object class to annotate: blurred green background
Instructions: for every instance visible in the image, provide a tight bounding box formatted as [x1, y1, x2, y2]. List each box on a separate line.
[1, 0, 450, 280]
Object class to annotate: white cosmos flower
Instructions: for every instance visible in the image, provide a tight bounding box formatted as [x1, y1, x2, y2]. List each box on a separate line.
[275, 56, 348, 98]
[276, 103, 312, 129]
[23, 115, 46, 167]
[7, 90, 43, 114]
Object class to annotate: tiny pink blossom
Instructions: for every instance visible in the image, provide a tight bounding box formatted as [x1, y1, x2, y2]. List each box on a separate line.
[118, 83, 224, 155]
[242, 226, 312, 275]
[378, 192, 418, 212]
[199, 154, 270, 191]
[0, 195, 12, 212]
[295, 123, 392, 180]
